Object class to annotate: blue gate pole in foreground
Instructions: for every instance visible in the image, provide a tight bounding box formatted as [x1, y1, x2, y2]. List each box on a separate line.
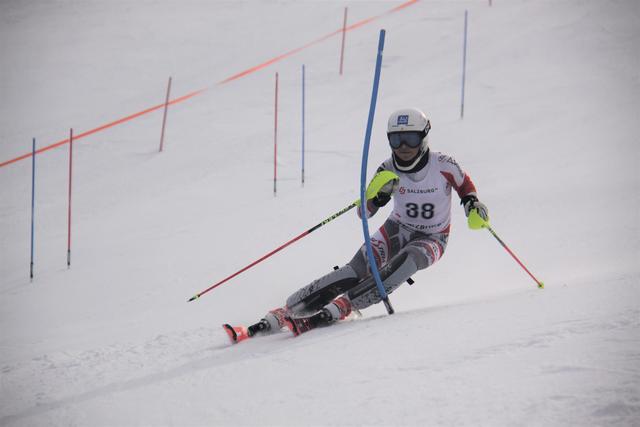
[359, 29, 394, 315]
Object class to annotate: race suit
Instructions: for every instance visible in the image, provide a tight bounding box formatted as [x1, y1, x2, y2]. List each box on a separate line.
[286, 149, 478, 313]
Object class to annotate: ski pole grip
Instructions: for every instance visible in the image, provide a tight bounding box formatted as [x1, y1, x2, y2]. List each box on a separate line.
[355, 170, 399, 207]
[365, 170, 399, 200]
[468, 209, 488, 230]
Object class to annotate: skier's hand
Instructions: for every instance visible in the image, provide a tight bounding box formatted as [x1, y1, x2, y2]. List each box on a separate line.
[372, 178, 399, 207]
[462, 195, 489, 221]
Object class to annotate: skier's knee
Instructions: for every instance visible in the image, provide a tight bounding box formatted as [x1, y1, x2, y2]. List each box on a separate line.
[405, 246, 430, 270]
[347, 250, 369, 279]
[347, 248, 420, 310]
[380, 248, 421, 287]
[286, 265, 359, 313]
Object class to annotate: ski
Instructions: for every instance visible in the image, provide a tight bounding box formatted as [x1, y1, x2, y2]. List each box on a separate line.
[222, 317, 284, 345]
[222, 314, 321, 343]
[222, 307, 289, 345]
[224, 307, 362, 343]
[222, 324, 252, 344]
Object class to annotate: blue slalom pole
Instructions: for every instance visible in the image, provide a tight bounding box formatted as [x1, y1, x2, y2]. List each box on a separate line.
[359, 29, 394, 315]
[30, 138, 36, 280]
[460, 10, 468, 119]
[302, 64, 306, 186]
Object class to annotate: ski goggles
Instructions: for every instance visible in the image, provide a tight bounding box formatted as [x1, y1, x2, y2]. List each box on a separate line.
[388, 131, 425, 149]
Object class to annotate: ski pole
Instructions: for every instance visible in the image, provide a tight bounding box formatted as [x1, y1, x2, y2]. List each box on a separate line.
[188, 201, 359, 302]
[468, 210, 544, 289]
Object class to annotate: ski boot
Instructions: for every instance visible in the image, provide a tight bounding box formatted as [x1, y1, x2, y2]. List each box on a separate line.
[284, 296, 352, 336]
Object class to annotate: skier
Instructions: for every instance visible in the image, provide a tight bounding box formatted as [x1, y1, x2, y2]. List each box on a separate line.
[224, 108, 489, 342]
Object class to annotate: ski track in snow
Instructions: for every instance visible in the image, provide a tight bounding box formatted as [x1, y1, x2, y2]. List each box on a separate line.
[2, 279, 639, 426]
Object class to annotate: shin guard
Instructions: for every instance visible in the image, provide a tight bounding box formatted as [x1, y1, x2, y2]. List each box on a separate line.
[324, 296, 352, 321]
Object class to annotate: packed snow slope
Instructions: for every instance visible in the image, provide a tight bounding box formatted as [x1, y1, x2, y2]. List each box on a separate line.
[1, 1, 639, 426]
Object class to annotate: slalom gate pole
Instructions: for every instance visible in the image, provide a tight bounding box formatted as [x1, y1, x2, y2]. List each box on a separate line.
[359, 29, 394, 315]
[67, 128, 73, 268]
[187, 200, 359, 302]
[1, 0, 421, 171]
[30, 138, 36, 281]
[274, 72, 279, 196]
[301, 64, 306, 186]
[159, 76, 172, 152]
[460, 10, 468, 119]
[339, 7, 348, 75]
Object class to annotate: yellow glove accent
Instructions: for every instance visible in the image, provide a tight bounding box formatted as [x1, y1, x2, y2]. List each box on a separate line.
[468, 209, 489, 230]
[366, 170, 399, 199]
[355, 170, 400, 206]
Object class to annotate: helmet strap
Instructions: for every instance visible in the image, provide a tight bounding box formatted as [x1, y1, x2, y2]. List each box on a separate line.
[393, 146, 428, 172]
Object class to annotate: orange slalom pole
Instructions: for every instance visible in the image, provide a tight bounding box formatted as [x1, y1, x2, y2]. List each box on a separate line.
[339, 7, 348, 75]
[0, 89, 205, 169]
[273, 72, 279, 196]
[159, 76, 173, 152]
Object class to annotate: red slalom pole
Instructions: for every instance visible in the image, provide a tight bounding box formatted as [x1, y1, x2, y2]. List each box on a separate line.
[274, 72, 279, 196]
[30, 138, 36, 280]
[159, 76, 172, 152]
[188, 200, 359, 302]
[339, 7, 348, 75]
[67, 128, 73, 268]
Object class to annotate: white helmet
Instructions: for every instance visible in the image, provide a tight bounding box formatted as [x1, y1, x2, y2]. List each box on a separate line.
[387, 108, 431, 135]
[386, 108, 431, 171]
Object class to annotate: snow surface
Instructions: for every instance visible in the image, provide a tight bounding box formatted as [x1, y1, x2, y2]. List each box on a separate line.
[1, 0, 639, 426]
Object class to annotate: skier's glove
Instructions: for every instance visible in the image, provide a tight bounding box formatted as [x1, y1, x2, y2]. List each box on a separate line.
[372, 178, 399, 207]
[462, 195, 489, 221]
